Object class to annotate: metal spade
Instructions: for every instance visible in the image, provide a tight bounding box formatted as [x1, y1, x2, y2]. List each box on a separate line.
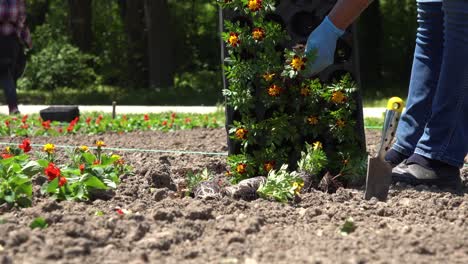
[364, 97, 404, 201]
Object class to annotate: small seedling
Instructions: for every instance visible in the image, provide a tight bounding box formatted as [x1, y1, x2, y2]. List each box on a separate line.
[30, 217, 48, 230]
[340, 217, 356, 235]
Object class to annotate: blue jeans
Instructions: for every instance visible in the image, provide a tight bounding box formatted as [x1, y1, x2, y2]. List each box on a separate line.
[393, 0, 468, 168]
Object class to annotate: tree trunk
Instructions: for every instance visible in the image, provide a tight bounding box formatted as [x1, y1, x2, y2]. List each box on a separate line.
[121, 0, 148, 87]
[144, 0, 174, 88]
[68, 0, 93, 52]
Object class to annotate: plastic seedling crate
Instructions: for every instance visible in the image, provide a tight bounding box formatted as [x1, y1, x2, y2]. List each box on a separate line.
[40, 106, 80, 123]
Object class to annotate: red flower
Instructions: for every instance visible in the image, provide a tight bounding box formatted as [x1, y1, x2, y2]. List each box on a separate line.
[85, 117, 92, 125]
[116, 209, 124, 215]
[42, 120, 51, 130]
[21, 114, 28, 123]
[4, 120, 10, 127]
[58, 176, 67, 187]
[19, 138, 32, 153]
[1, 153, 13, 159]
[171, 112, 176, 119]
[79, 164, 85, 174]
[67, 124, 74, 132]
[185, 117, 191, 124]
[20, 124, 29, 129]
[57, 127, 63, 133]
[162, 120, 168, 126]
[93, 160, 100, 165]
[45, 163, 61, 181]
[144, 114, 150, 121]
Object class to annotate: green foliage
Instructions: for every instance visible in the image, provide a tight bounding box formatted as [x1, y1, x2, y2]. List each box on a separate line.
[40, 145, 131, 201]
[30, 217, 48, 229]
[185, 168, 214, 196]
[18, 42, 100, 90]
[340, 217, 357, 235]
[0, 152, 38, 207]
[297, 142, 328, 176]
[257, 164, 304, 203]
[220, 0, 366, 188]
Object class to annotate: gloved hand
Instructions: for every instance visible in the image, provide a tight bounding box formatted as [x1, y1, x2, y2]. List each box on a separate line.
[305, 16, 345, 75]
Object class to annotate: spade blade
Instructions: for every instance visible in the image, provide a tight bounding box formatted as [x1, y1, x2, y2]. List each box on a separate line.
[364, 156, 392, 201]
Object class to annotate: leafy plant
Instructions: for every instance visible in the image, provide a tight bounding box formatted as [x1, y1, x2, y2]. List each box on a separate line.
[218, 0, 367, 190]
[0, 144, 41, 207]
[257, 164, 304, 203]
[185, 168, 214, 196]
[30, 217, 48, 230]
[340, 217, 357, 235]
[39, 141, 131, 201]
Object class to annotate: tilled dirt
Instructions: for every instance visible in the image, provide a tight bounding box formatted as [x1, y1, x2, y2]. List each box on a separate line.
[0, 129, 467, 264]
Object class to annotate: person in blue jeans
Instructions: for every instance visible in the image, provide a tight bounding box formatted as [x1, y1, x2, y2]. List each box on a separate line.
[306, 0, 467, 190]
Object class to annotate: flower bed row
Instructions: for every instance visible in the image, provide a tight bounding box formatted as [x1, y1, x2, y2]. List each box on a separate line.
[0, 139, 132, 207]
[0, 112, 223, 137]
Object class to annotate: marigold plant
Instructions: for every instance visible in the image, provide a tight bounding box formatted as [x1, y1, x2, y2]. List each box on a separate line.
[218, 0, 366, 194]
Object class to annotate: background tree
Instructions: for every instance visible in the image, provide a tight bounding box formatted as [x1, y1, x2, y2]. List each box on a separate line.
[68, 0, 93, 52]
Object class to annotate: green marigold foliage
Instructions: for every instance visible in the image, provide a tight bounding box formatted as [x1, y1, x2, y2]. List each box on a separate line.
[219, 0, 366, 187]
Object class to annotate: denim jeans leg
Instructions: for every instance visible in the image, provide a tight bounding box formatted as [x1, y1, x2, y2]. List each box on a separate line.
[392, 2, 444, 157]
[414, 0, 468, 168]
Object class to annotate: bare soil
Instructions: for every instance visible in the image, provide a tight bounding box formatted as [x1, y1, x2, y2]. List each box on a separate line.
[0, 129, 467, 264]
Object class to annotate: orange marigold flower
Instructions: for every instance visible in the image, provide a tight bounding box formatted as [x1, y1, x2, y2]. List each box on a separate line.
[263, 72, 275, 82]
[228, 32, 241, 47]
[247, 0, 262, 12]
[235, 127, 248, 140]
[252, 27, 266, 41]
[236, 163, 247, 174]
[336, 119, 346, 128]
[307, 116, 319, 125]
[263, 161, 275, 172]
[300, 87, 310, 97]
[267, 84, 282, 97]
[331, 91, 346, 104]
[290, 55, 307, 71]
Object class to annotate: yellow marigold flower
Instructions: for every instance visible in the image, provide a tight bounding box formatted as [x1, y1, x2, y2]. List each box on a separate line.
[79, 145, 89, 152]
[331, 91, 346, 104]
[235, 127, 248, 140]
[95, 140, 106, 147]
[290, 55, 307, 71]
[228, 32, 240, 47]
[293, 181, 304, 195]
[313, 141, 323, 150]
[247, 0, 262, 12]
[5, 146, 10, 153]
[43, 143, 55, 154]
[252, 27, 265, 41]
[263, 73, 275, 82]
[268, 84, 282, 97]
[236, 163, 247, 174]
[336, 119, 346, 128]
[307, 116, 318, 125]
[300, 87, 310, 97]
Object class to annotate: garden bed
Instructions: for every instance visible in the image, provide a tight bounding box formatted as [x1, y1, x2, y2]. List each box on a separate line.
[0, 128, 467, 263]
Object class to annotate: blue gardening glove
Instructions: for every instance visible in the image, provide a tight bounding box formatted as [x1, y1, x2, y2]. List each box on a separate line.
[305, 16, 345, 75]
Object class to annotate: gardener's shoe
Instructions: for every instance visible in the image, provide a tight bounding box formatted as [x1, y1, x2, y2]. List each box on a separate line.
[392, 154, 462, 190]
[385, 149, 409, 168]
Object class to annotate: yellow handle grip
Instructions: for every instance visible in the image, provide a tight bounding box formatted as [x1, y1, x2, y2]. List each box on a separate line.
[387, 97, 404, 113]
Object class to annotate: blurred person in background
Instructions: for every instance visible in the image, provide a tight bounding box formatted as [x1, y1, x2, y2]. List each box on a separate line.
[0, 0, 31, 115]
